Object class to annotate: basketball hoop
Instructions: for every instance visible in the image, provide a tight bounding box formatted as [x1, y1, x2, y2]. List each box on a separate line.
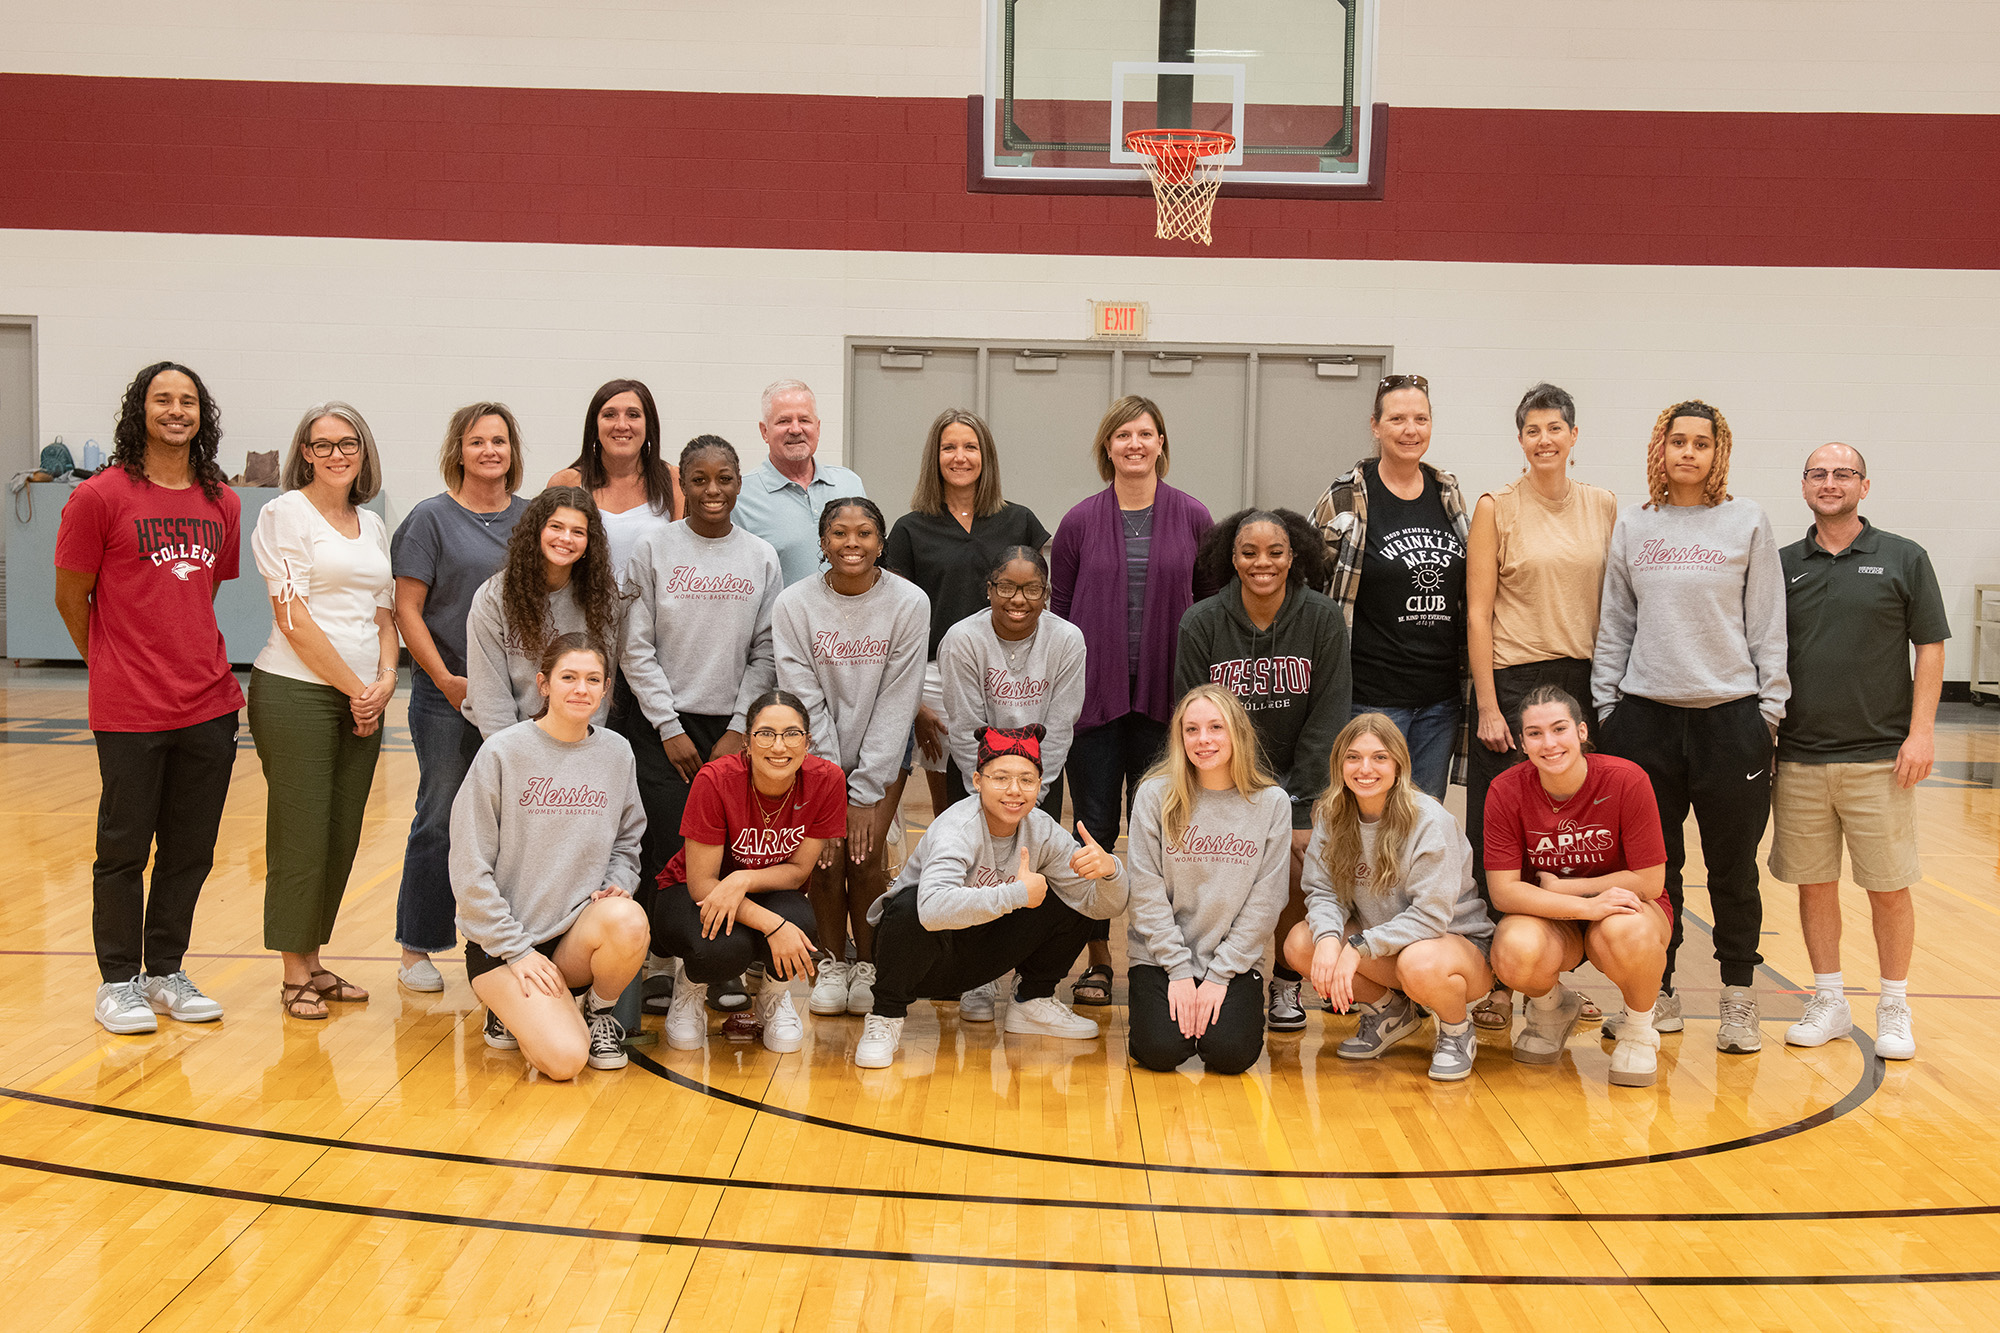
[1125, 129, 1235, 246]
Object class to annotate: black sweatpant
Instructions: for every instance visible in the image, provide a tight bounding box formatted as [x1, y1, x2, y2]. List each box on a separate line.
[651, 883, 820, 983]
[91, 713, 239, 983]
[1066, 706, 1165, 945]
[614, 680, 734, 893]
[1126, 965, 1266, 1075]
[869, 886, 1098, 1019]
[1598, 693, 1772, 989]
[1466, 657, 1594, 896]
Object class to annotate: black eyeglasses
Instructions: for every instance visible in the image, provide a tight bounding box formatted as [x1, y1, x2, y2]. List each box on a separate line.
[1803, 468, 1865, 483]
[988, 579, 1046, 602]
[750, 727, 808, 747]
[307, 439, 362, 458]
[1378, 374, 1429, 392]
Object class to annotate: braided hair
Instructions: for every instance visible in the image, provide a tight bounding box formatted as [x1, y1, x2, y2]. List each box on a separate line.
[1644, 399, 1733, 509]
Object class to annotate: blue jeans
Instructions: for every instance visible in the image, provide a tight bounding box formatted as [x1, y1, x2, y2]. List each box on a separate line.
[396, 679, 486, 953]
[1350, 697, 1458, 801]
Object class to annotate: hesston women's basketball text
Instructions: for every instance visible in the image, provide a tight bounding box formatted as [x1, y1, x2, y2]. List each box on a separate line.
[1167, 824, 1262, 863]
[518, 778, 610, 810]
[983, 667, 1050, 703]
[1633, 539, 1728, 569]
[812, 631, 890, 665]
[660, 565, 756, 598]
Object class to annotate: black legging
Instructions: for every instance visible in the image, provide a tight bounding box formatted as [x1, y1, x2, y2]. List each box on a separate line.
[651, 882, 820, 984]
[1126, 965, 1266, 1075]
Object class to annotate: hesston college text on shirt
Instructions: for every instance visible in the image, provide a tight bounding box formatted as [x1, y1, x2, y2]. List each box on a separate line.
[136, 515, 227, 576]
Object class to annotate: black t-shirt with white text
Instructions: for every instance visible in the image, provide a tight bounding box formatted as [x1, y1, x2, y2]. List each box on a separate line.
[1350, 461, 1464, 707]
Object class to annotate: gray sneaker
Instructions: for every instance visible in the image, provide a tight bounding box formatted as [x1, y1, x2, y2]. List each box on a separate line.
[1716, 985, 1762, 1054]
[1429, 1018, 1477, 1082]
[1267, 976, 1307, 1032]
[1513, 985, 1583, 1065]
[1336, 990, 1424, 1060]
[95, 977, 157, 1035]
[142, 970, 224, 1022]
[1604, 989, 1684, 1037]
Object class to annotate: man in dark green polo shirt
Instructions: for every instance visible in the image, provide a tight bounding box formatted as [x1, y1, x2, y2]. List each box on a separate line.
[1769, 442, 1948, 1061]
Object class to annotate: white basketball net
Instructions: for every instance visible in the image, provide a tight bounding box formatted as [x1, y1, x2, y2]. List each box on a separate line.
[1131, 134, 1231, 246]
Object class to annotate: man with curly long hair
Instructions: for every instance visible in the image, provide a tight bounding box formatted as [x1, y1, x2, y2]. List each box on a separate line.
[1589, 400, 1790, 1055]
[54, 361, 242, 1036]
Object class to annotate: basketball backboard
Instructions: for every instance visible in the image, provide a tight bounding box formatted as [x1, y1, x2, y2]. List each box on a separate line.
[972, 0, 1381, 196]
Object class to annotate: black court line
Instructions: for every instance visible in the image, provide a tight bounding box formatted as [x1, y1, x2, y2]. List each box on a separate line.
[3, 1151, 1996, 1288]
[627, 1028, 1883, 1181]
[5, 1071, 1981, 1225]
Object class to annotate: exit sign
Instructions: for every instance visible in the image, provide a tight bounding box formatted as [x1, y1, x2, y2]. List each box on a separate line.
[1090, 300, 1149, 339]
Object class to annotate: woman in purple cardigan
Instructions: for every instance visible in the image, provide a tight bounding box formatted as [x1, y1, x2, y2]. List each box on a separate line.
[1050, 394, 1213, 1005]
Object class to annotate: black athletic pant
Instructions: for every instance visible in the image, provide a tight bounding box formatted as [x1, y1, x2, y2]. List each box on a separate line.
[651, 884, 820, 983]
[614, 680, 734, 894]
[870, 887, 1099, 1019]
[1598, 693, 1772, 989]
[1065, 704, 1166, 945]
[1126, 965, 1266, 1075]
[91, 713, 239, 982]
[1466, 657, 1594, 899]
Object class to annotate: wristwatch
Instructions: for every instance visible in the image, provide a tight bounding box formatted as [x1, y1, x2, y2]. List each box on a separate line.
[1345, 931, 1367, 955]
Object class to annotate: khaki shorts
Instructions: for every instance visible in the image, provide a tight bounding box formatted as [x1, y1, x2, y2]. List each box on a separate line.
[1769, 760, 1919, 892]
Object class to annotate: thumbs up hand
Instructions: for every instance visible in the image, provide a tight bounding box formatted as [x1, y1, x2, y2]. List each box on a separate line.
[1069, 821, 1117, 882]
[1017, 846, 1049, 908]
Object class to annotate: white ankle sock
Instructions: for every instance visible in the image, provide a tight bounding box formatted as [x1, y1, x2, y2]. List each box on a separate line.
[587, 989, 619, 1012]
[1624, 1006, 1655, 1031]
[1813, 971, 1844, 999]
[1527, 989, 1563, 1014]
[1439, 1016, 1472, 1034]
[1879, 978, 1908, 1003]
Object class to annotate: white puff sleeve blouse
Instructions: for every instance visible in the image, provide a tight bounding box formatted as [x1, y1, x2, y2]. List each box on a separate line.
[251, 489, 394, 687]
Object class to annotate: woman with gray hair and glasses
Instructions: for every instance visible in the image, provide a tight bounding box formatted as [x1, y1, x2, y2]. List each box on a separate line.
[248, 401, 399, 1021]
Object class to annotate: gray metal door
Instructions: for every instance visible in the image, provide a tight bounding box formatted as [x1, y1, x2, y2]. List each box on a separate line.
[845, 345, 979, 514]
[1253, 352, 1386, 514]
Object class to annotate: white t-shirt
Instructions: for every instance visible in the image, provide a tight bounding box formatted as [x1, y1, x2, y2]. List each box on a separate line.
[251, 489, 394, 686]
[598, 502, 676, 583]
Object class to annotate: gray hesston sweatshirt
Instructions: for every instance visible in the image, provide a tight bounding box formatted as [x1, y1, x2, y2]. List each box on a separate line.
[1590, 498, 1791, 727]
[772, 571, 929, 806]
[450, 720, 645, 962]
[462, 576, 615, 738]
[937, 609, 1087, 798]
[868, 796, 1129, 931]
[622, 520, 782, 737]
[1301, 794, 1492, 957]
[1125, 776, 1292, 984]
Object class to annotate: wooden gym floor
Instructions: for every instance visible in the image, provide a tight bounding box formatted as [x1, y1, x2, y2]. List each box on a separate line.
[0, 663, 1996, 1331]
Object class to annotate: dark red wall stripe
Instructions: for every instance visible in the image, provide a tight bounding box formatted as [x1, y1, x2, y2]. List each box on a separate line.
[2, 73, 1995, 268]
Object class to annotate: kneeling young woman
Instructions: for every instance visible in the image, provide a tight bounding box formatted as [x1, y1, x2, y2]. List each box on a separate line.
[451, 634, 650, 1080]
[856, 725, 1127, 1069]
[657, 690, 844, 1054]
[1126, 685, 1292, 1075]
[1284, 714, 1495, 1081]
[1484, 686, 1670, 1086]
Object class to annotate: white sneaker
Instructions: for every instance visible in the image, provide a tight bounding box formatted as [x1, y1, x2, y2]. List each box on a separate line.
[666, 980, 710, 1050]
[1873, 998, 1916, 1060]
[759, 979, 804, 1054]
[1609, 1024, 1661, 1087]
[95, 977, 157, 1035]
[396, 959, 445, 993]
[846, 961, 877, 1016]
[1786, 992, 1853, 1048]
[854, 1013, 904, 1068]
[959, 980, 999, 1023]
[1003, 994, 1101, 1039]
[142, 970, 224, 1022]
[1716, 985, 1762, 1054]
[810, 958, 851, 1016]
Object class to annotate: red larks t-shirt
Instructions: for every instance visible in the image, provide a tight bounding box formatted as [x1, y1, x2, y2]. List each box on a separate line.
[53, 468, 244, 732]
[1483, 754, 1669, 915]
[660, 752, 847, 888]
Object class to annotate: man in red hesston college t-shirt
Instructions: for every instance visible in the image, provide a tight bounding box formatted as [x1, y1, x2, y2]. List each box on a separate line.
[53, 362, 243, 1036]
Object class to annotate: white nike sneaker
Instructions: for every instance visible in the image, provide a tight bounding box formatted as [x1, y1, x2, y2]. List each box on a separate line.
[958, 980, 999, 1023]
[666, 980, 710, 1050]
[1003, 995, 1100, 1039]
[1785, 992, 1853, 1047]
[95, 977, 157, 1035]
[853, 1013, 904, 1068]
[142, 970, 224, 1022]
[810, 958, 851, 1016]
[846, 961, 877, 1016]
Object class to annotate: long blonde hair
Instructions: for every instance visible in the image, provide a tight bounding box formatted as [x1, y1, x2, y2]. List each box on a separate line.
[1644, 399, 1733, 509]
[1145, 685, 1274, 849]
[1311, 714, 1422, 906]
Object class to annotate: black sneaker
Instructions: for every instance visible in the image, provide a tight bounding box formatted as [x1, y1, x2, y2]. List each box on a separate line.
[586, 1007, 628, 1070]
[1267, 975, 1308, 1032]
[483, 1010, 518, 1050]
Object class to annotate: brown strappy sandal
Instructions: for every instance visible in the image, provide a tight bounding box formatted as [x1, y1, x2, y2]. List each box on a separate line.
[282, 981, 328, 1020]
[309, 969, 370, 1003]
[1470, 986, 1513, 1032]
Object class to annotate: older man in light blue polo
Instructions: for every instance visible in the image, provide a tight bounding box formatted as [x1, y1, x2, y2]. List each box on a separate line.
[733, 379, 867, 586]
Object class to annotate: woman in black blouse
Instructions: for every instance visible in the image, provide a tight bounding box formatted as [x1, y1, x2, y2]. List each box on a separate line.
[883, 408, 1051, 817]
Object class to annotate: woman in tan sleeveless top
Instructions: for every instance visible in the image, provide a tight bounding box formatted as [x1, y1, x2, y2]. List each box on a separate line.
[1464, 383, 1618, 1031]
